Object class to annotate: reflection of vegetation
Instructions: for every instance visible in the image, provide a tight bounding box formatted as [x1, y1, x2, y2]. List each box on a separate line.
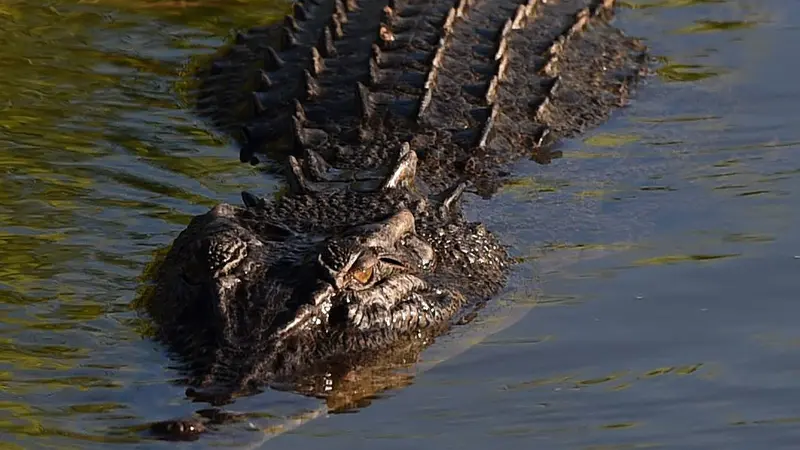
[657, 62, 727, 82]
[130, 246, 170, 339]
[721, 233, 774, 244]
[620, 0, 724, 9]
[632, 253, 740, 266]
[633, 114, 720, 124]
[501, 176, 564, 199]
[584, 133, 640, 148]
[0, 0, 787, 445]
[505, 363, 705, 391]
[675, 20, 758, 34]
[0, 0, 287, 446]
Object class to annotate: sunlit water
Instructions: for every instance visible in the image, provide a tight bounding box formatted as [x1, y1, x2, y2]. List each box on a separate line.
[0, 0, 798, 448]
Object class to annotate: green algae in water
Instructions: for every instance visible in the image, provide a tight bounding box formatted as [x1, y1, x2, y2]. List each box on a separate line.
[0, 0, 291, 446]
[583, 133, 641, 148]
[620, 0, 726, 9]
[674, 19, 759, 34]
[632, 253, 741, 266]
[657, 62, 728, 82]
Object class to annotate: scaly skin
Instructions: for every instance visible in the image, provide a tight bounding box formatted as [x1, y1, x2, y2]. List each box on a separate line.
[197, 0, 644, 191]
[143, 0, 647, 440]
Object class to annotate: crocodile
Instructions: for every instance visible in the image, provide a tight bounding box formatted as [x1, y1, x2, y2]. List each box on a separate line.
[142, 0, 646, 440]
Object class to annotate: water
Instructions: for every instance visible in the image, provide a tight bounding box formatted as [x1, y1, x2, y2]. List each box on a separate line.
[1, 0, 798, 448]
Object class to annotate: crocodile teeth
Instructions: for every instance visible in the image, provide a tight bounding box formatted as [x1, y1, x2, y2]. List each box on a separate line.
[264, 46, 284, 71]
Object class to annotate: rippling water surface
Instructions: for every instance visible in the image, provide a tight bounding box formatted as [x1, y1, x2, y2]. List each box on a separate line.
[1, 0, 798, 448]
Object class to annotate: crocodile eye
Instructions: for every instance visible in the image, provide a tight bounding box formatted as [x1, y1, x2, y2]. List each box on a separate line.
[351, 265, 374, 285]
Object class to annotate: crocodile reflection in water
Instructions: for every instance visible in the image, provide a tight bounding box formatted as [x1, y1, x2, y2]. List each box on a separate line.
[141, 0, 646, 440]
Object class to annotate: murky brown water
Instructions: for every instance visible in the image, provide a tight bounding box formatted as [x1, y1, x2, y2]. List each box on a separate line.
[1, 0, 798, 448]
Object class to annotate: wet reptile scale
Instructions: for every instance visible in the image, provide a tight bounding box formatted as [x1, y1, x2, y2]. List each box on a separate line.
[144, 0, 647, 440]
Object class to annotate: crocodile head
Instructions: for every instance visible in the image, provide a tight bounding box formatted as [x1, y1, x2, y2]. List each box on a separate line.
[145, 143, 508, 397]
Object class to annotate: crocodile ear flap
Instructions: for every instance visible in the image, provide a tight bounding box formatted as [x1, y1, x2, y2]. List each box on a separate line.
[381, 142, 417, 190]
